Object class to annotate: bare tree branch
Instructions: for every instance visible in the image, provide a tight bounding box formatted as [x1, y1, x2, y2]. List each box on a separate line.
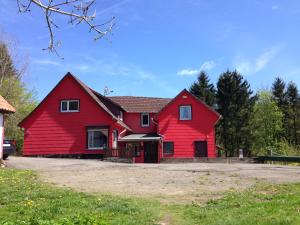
[16, 0, 115, 57]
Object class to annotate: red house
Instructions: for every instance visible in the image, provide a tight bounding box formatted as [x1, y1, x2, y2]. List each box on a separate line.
[19, 73, 221, 163]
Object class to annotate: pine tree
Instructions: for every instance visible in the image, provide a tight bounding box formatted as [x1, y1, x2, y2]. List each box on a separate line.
[286, 82, 299, 145]
[272, 77, 286, 110]
[189, 71, 216, 106]
[271, 77, 293, 142]
[216, 70, 254, 156]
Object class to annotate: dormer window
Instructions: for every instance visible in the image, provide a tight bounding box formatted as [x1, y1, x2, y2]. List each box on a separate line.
[179, 105, 192, 120]
[141, 113, 149, 127]
[60, 100, 79, 112]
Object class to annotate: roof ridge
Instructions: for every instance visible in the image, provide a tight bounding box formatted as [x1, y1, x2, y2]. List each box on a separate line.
[108, 96, 172, 99]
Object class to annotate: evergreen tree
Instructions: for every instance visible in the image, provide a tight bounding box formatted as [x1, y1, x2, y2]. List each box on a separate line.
[272, 77, 286, 109]
[189, 71, 216, 106]
[0, 42, 37, 152]
[216, 70, 254, 157]
[286, 82, 299, 145]
[271, 77, 288, 140]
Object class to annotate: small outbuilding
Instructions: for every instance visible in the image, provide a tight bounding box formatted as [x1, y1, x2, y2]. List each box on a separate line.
[0, 95, 15, 166]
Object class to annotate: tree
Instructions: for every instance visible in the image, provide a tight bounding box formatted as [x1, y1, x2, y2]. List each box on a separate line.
[272, 77, 286, 110]
[189, 71, 216, 106]
[216, 70, 254, 157]
[286, 82, 299, 145]
[250, 91, 283, 155]
[16, 0, 114, 56]
[0, 42, 37, 152]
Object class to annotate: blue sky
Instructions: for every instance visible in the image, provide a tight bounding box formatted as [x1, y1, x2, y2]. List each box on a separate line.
[1, 0, 300, 100]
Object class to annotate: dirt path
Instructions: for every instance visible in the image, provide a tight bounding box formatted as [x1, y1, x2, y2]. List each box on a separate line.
[6, 156, 300, 203]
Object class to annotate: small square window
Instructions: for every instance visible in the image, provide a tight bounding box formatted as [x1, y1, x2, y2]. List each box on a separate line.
[141, 113, 149, 127]
[163, 142, 174, 154]
[179, 105, 192, 120]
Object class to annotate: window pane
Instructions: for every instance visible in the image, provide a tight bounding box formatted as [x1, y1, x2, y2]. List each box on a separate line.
[69, 101, 79, 111]
[141, 113, 149, 126]
[61, 101, 68, 111]
[163, 142, 174, 154]
[88, 131, 94, 148]
[180, 106, 191, 120]
[143, 115, 148, 124]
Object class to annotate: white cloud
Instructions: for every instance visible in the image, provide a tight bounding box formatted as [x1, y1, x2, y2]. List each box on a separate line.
[200, 60, 216, 71]
[234, 45, 282, 74]
[32, 59, 62, 66]
[177, 69, 199, 76]
[177, 60, 216, 76]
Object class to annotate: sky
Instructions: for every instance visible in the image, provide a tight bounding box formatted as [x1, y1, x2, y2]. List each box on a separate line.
[1, 0, 300, 100]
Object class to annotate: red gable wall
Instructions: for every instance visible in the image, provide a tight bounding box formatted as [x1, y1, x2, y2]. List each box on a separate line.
[123, 113, 157, 134]
[157, 90, 219, 159]
[20, 75, 121, 156]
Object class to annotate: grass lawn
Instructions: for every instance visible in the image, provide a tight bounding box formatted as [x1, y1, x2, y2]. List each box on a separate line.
[1, 169, 300, 225]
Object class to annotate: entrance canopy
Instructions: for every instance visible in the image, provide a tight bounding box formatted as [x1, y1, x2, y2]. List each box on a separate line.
[0, 95, 15, 114]
[119, 133, 161, 142]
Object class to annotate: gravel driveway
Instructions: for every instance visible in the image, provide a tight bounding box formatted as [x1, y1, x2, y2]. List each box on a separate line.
[6, 156, 300, 203]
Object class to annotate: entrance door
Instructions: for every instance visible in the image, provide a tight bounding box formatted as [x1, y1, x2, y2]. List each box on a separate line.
[144, 142, 158, 163]
[194, 141, 208, 157]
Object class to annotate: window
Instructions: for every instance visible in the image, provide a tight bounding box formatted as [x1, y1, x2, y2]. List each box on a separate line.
[126, 143, 140, 157]
[179, 105, 192, 120]
[163, 142, 174, 154]
[112, 129, 118, 149]
[87, 128, 108, 150]
[141, 113, 149, 127]
[119, 111, 123, 121]
[60, 100, 79, 112]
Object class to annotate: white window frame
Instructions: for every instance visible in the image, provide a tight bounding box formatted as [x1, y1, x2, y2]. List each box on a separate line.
[112, 129, 118, 149]
[87, 128, 108, 150]
[179, 105, 192, 120]
[141, 113, 150, 127]
[119, 111, 123, 121]
[60, 100, 79, 112]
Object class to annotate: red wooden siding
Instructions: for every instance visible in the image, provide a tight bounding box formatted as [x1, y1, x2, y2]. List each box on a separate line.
[157, 90, 219, 159]
[123, 113, 156, 134]
[20, 75, 122, 156]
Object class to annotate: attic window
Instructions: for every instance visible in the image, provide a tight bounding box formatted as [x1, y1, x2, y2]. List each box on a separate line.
[141, 113, 149, 127]
[60, 100, 79, 112]
[179, 105, 192, 120]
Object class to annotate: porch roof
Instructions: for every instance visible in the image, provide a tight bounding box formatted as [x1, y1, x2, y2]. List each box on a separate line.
[119, 133, 161, 142]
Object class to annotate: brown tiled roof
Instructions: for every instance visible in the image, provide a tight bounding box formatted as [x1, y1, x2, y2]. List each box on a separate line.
[107, 96, 171, 113]
[0, 95, 15, 113]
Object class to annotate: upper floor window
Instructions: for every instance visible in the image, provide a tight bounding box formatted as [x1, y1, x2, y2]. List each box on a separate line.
[60, 100, 79, 112]
[179, 105, 192, 120]
[119, 111, 123, 121]
[141, 113, 149, 127]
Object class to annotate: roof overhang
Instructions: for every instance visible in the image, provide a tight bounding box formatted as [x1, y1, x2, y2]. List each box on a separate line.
[119, 133, 161, 142]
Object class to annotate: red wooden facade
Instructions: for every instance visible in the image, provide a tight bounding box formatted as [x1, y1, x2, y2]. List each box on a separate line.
[19, 73, 221, 163]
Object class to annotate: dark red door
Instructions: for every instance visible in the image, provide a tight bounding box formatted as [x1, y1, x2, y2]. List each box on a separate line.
[144, 142, 158, 163]
[195, 141, 208, 157]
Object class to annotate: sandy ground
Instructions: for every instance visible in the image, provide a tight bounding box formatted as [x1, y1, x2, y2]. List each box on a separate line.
[6, 156, 300, 203]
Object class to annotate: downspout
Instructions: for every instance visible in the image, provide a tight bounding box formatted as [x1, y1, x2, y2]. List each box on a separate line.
[118, 128, 127, 139]
[151, 117, 164, 161]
